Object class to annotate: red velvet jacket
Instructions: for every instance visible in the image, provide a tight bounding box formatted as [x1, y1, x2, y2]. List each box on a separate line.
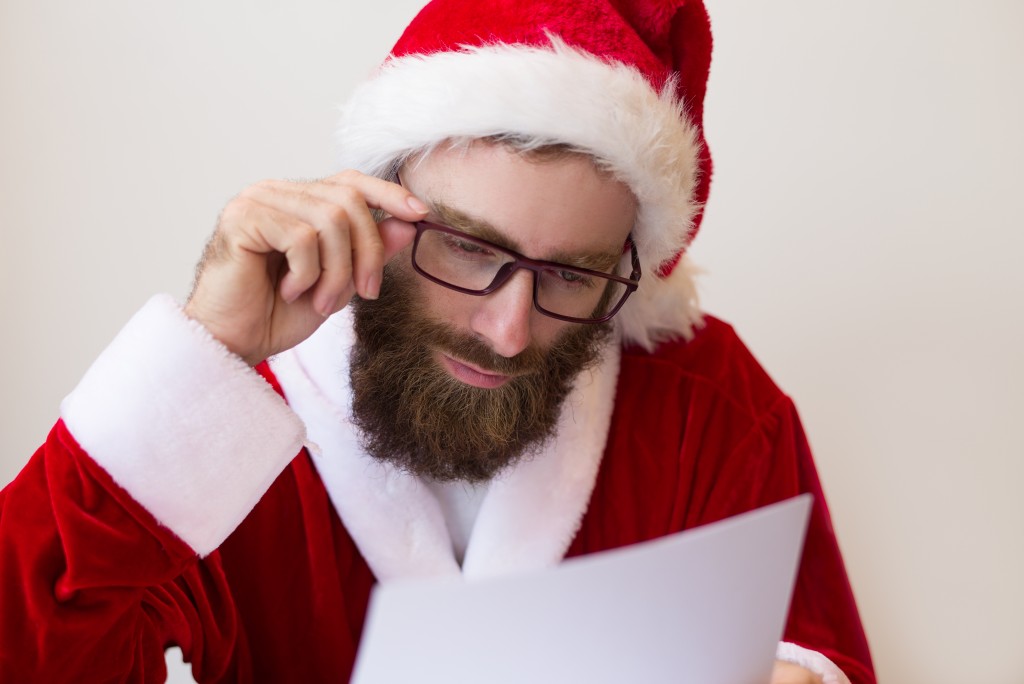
[0, 314, 874, 683]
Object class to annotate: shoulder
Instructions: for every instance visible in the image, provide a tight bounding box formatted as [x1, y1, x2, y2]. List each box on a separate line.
[585, 316, 808, 546]
[617, 314, 790, 422]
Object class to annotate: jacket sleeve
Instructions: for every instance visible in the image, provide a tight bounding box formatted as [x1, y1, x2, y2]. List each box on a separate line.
[757, 399, 875, 684]
[0, 295, 306, 682]
[582, 333, 877, 684]
[676, 393, 874, 682]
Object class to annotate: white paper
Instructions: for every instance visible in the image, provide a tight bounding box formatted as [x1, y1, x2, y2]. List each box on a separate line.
[351, 494, 812, 684]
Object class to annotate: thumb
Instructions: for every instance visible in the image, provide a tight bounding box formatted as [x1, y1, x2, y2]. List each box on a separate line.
[378, 218, 418, 263]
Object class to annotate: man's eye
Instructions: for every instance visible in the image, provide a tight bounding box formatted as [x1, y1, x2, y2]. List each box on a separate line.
[554, 270, 597, 289]
[443, 234, 494, 257]
[457, 239, 489, 254]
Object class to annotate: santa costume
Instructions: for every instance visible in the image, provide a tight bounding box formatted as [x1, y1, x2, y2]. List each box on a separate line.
[0, 1, 874, 682]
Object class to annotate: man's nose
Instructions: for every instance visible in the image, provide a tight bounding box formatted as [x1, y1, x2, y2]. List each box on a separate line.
[469, 269, 535, 358]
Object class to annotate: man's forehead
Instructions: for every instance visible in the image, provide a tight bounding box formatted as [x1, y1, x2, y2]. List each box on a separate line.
[425, 199, 623, 273]
[401, 140, 635, 266]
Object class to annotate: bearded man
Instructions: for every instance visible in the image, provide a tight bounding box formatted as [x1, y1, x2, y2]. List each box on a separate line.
[0, 1, 874, 683]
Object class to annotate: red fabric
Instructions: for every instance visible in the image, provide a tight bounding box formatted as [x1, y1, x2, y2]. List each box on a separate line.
[391, 0, 714, 258]
[0, 316, 874, 683]
[573, 319, 875, 684]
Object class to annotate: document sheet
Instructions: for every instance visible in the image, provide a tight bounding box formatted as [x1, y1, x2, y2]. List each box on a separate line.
[351, 494, 812, 684]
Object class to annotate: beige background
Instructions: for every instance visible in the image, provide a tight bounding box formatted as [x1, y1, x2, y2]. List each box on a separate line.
[2, 1, 1022, 683]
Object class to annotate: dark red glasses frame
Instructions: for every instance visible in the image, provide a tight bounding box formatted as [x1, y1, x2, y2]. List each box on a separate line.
[409, 220, 642, 324]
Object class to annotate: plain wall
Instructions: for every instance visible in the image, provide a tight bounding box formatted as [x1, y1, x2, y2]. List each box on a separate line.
[2, 1, 1022, 683]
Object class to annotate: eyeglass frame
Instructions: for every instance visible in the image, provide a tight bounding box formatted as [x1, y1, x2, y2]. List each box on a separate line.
[407, 219, 642, 324]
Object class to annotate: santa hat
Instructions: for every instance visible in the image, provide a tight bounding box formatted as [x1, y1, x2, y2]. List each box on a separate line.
[336, 0, 713, 349]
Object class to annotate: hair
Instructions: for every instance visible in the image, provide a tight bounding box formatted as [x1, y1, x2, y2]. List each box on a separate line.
[383, 134, 618, 181]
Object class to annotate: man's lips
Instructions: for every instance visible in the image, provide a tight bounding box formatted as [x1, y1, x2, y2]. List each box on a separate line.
[436, 351, 515, 389]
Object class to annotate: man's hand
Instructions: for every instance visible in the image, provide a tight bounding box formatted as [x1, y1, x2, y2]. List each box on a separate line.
[185, 170, 428, 365]
[770, 660, 825, 684]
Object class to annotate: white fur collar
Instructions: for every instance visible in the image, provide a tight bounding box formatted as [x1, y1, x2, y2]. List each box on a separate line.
[269, 309, 620, 582]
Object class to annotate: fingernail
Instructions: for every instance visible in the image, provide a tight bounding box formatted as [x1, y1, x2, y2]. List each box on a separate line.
[365, 273, 381, 300]
[407, 195, 428, 214]
[318, 294, 338, 317]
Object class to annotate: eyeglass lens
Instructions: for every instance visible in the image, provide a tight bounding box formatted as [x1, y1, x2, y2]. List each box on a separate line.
[414, 226, 630, 321]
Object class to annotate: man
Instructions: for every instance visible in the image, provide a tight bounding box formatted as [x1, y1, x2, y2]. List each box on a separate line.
[0, 1, 874, 682]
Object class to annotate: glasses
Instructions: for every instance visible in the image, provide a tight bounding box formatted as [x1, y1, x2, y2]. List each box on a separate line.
[408, 220, 642, 324]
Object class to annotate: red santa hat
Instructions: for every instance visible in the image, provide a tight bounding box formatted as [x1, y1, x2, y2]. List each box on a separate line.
[336, 0, 713, 348]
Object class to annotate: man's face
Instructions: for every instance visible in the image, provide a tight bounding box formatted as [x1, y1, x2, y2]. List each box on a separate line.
[349, 142, 637, 482]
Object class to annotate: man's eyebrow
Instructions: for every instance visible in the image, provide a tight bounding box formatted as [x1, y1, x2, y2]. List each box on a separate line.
[553, 248, 622, 273]
[430, 201, 517, 251]
[428, 200, 624, 273]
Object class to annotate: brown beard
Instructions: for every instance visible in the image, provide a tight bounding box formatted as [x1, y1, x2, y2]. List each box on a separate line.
[348, 262, 611, 483]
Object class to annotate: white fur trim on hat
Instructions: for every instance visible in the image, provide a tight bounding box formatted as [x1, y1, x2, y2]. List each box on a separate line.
[336, 39, 703, 349]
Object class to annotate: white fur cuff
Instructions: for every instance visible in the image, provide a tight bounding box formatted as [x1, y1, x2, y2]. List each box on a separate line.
[60, 294, 306, 556]
[776, 641, 852, 684]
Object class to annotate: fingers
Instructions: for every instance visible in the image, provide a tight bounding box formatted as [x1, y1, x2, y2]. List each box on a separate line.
[323, 169, 429, 221]
[218, 198, 324, 304]
[769, 661, 825, 684]
[239, 172, 426, 314]
[187, 169, 425, 363]
[295, 184, 386, 305]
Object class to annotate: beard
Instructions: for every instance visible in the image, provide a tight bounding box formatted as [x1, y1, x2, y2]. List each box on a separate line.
[348, 261, 612, 483]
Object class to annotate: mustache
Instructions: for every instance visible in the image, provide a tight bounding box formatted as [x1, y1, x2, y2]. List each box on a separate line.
[425, 322, 545, 377]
